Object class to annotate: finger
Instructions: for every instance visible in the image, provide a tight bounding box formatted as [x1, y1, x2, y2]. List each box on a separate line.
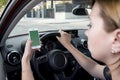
[59, 29, 62, 32]
[56, 36, 60, 40]
[34, 48, 41, 52]
[59, 29, 65, 33]
[26, 39, 32, 47]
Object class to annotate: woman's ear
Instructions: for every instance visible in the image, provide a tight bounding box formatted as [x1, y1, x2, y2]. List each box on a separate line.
[112, 29, 120, 54]
[115, 29, 120, 42]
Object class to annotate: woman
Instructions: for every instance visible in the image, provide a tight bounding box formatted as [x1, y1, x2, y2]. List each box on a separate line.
[22, 0, 120, 80]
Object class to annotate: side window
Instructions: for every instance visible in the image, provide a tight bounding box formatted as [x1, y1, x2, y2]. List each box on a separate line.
[0, 0, 9, 17]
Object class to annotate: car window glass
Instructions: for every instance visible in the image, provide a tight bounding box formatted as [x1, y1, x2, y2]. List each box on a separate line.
[9, 0, 90, 37]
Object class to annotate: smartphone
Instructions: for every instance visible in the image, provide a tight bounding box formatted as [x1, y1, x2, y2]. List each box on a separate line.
[29, 28, 41, 49]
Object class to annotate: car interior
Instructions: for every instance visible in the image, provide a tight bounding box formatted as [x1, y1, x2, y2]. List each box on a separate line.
[0, 0, 101, 80]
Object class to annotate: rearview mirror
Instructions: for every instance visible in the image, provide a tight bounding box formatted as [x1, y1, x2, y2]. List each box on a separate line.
[72, 5, 87, 15]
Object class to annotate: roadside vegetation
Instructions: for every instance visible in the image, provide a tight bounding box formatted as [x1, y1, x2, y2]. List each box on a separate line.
[0, 0, 8, 15]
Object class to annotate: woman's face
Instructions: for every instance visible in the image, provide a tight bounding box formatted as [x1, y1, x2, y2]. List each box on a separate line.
[85, 2, 113, 62]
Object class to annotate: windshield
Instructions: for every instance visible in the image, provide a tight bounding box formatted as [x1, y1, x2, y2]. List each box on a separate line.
[9, 0, 90, 37]
[0, 0, 9, 17]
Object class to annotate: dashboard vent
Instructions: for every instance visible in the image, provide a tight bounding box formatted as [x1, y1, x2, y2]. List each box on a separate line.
[7, 50, 21, 66]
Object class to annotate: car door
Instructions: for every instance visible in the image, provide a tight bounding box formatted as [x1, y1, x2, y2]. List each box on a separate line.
[0, 0, 42, 80]
[0, 53, 5, 80]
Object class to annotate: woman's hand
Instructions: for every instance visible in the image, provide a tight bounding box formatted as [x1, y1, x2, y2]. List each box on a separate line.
[56, 30, 71, 48]
[22, 39, 34, 62]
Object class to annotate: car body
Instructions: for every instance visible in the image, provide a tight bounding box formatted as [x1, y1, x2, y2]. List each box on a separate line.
[0, 0, 99, 80]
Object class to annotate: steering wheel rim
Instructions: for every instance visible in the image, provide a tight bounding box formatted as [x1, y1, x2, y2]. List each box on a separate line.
[31, 32, 80, 80]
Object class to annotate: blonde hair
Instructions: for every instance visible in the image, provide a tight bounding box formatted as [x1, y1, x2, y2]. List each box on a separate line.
[92, 0, 120, 32]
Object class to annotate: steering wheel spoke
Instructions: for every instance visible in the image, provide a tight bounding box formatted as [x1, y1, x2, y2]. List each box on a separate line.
[37, 54, 48, 64]
[53, 72, 68, 80]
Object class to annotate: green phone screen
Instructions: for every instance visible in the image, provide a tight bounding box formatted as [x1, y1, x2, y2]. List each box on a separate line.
[29, 30, 40, 47]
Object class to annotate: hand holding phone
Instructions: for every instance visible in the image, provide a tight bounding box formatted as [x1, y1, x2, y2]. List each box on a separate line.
[29, 28, 41, 49]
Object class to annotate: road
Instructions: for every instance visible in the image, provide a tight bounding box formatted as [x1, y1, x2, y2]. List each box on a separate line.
[9, 17, 90, 36]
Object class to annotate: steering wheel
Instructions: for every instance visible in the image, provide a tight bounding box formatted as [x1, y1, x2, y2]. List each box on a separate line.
[31, 32, 80, 80]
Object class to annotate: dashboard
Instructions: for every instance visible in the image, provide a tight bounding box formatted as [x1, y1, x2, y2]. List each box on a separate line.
[1, 29, 93, 80]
